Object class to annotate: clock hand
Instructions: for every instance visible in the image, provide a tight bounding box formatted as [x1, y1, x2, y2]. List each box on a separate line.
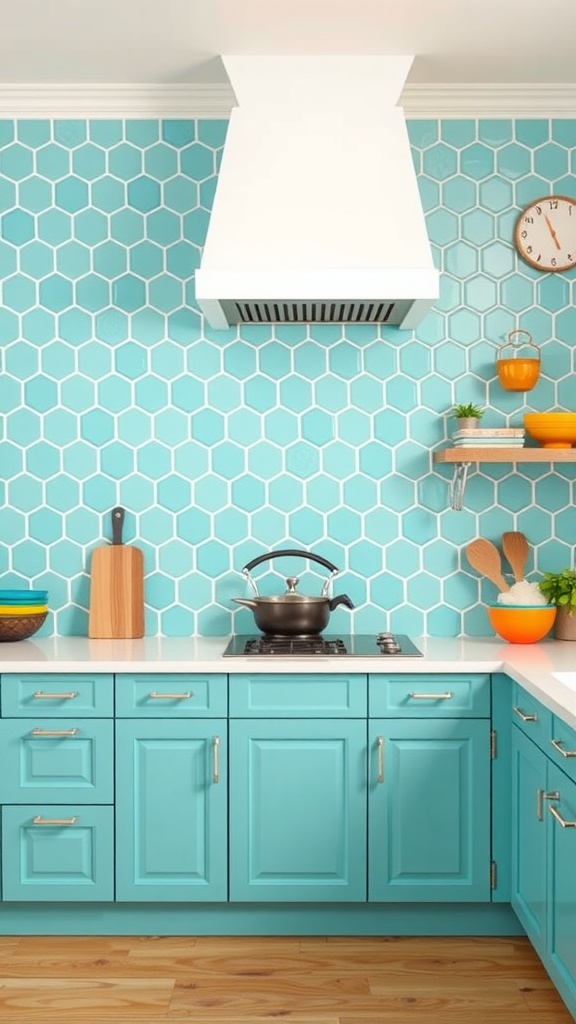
[545, 214, 562, 251]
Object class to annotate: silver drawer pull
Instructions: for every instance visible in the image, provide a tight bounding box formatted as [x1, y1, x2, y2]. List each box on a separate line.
[376, 736, 384, 784]
[537, 789, 558, 821]
[149, 691, 192, 700]
[408, 692, 453, 700]
[31, 727, 79, 737]
[551, 738, 576, 758]
[513, 706, 537, 722]
[213, 736, 220, 784]
[33, 691, 78, 700]
[33, 816, 78, 826]
[549, 804, 576, 829]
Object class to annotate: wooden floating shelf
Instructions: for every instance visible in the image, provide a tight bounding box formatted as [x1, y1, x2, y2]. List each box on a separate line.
[433, 448, 576, 464]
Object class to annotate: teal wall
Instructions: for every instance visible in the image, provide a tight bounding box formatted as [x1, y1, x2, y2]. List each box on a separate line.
[0, 117, 575, 638]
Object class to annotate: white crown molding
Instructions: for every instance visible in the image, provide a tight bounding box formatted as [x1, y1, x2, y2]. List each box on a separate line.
[0, 83, 236, 119]
[0, 81, 575, 118]
[402, 83, 576, 118]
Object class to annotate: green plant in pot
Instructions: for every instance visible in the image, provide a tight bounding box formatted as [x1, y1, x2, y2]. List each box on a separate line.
[538, 569, 576, 640]
[452, 402, 485, 429]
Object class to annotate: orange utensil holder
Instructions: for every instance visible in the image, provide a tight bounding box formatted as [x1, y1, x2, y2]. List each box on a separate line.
[496, 329, 540, 392]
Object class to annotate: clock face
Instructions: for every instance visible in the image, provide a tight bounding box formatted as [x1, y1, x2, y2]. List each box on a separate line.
[515, 195, 576, 272]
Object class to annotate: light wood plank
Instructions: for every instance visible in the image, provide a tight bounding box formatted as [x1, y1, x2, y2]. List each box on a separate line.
[0, 935, 568, 1023]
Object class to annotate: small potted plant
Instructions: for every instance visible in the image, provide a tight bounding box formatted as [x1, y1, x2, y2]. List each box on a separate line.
[538, 568, 576, 640]
[452, 402, 485, 429]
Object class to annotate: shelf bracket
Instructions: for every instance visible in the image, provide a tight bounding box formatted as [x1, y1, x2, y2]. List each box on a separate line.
[449, 461, 471, 511]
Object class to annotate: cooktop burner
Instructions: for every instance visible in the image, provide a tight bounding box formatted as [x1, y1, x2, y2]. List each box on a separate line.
[222, 633, 423, 657]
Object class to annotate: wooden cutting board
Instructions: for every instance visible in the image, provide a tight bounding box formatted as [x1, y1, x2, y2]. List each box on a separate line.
[88, 506, 144, 638]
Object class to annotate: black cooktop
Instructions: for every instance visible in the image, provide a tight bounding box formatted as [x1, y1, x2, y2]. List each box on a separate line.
[222, 633, 423, 657]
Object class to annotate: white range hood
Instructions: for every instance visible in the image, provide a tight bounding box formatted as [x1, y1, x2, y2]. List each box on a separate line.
[195, 55, 439, 330]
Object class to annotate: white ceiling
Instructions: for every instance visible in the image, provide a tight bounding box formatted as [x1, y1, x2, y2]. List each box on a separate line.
[3, 0, 576, 87]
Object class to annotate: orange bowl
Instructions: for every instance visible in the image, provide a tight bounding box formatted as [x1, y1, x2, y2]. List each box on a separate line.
[524, 412, 576, 448]
[486, 604, 556, 644]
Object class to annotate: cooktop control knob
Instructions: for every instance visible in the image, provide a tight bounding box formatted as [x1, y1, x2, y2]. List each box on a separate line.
[376, 631, 401, 654]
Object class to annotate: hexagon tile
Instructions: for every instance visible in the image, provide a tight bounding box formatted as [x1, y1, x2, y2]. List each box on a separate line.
[0, 116, 575, 637]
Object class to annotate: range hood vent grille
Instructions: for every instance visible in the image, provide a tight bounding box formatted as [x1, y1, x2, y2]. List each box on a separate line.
[227, 300, 402, 325]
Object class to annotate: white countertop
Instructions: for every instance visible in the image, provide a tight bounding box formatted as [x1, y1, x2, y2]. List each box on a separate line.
[2, 634, 576, 729]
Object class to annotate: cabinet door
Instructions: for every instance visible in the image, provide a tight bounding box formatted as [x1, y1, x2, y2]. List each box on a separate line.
[547, 762, 576, 1006]
[115, 719, 227, 902]
[2, 805, 113, 902]
[369, 719, 490, 902]
[229, 719, 366, 902]
[511, 725, 547, 958]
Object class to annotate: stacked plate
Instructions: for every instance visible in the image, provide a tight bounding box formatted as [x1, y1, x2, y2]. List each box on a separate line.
[0, 590, 49, 641]
[453, 428, 525, 449]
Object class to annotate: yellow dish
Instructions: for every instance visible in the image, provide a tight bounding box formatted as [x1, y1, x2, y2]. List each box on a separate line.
[524, 412, 576, 448]
[0, 604, 47, 616]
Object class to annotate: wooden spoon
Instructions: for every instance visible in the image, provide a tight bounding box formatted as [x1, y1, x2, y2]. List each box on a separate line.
[502, 531, 529, 583]
[465, 538, 510, 593]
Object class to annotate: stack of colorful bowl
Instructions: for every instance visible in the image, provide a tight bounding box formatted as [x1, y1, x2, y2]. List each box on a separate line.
[0, 590, 49, 641]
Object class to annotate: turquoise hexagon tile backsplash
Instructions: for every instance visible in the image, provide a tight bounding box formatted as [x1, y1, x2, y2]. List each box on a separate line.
[0, 115, 575, 637]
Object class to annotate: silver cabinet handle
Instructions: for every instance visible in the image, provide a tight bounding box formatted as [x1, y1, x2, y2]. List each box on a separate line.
[213, 736, 220, 783]
[551, 738, 576, 758]
[149, 691, 192, 700]
[549, 804, 576, 828]
[33, 816, 78, 826]
[376, 736, 384, 784]
[408, 692, 453, 700]
[513, 706, 537, 722]
[537, 789, 558, 821]
[33, 691, 78, 700]
[31, 727, 79, 737]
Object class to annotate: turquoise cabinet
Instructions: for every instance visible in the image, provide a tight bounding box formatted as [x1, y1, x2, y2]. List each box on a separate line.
[229, 717, 366, 902]
[115, 673, 227, 718]
[511, 724, 547, 956]
[368, 718, 491, 902]
[511, 714, 576, 1019]
[547, 761, 576, 1005]
[0, 673, 114, 902]
[115, 718, 227, 901]
[2, 805, 113, 901]
[0, 719, 114, 804]
[369, 672, 491, 903]
[1, 673, 113, 718]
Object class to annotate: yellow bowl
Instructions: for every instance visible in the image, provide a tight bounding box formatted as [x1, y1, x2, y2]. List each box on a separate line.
[486, 604, 556, 644]
[524, 412, 576, 448]
[0, 604, 47, 616]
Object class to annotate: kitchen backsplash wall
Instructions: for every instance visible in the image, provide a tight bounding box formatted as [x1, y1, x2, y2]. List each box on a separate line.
[0, 116, 575, 638]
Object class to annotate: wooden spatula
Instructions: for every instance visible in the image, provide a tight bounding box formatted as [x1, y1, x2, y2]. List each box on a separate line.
[502, 531, 529, 583]
[89, 506, 144, 638]
[465, 538, 510, 593]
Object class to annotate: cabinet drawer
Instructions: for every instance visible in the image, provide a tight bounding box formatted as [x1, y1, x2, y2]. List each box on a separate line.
[115, 673, 227, 717]
[2, 805, 114, 901]
[549, 715, 576, 784]
[229, 674, 367, 717]
[369, 674, 490, 718]
[0, 719, 113, 803]
[1, 673, 113, 717]
[511, 684, 552, 747]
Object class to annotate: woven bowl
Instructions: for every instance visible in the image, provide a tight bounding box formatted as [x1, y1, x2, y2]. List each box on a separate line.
[0, 612, 48, 642]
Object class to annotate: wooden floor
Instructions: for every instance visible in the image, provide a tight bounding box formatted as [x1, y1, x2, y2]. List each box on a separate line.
[0, 934, 571, 1023]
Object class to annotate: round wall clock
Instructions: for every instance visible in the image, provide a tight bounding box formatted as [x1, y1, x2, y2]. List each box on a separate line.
[514, 195, 576, 272]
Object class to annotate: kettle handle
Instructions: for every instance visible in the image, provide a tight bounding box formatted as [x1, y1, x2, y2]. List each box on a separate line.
[242, 549, 340, 575]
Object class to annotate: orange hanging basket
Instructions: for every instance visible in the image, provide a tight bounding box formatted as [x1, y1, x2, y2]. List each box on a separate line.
[496, 329, 540, 392]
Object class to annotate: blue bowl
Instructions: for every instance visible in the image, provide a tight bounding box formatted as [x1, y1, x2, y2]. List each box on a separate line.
[0, 590, 49, 603]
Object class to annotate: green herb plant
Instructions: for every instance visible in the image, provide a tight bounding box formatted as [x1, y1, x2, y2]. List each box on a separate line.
[538, 568, 576, 615]
[452, 403, 485, 420]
